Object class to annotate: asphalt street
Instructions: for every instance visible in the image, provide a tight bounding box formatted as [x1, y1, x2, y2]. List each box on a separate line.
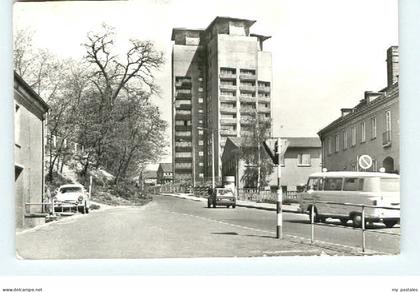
[16, 195, 399, 259]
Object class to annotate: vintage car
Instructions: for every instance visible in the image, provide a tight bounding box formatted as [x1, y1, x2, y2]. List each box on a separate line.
[207, 187, 236, 208]
[53, 184, 90, 214]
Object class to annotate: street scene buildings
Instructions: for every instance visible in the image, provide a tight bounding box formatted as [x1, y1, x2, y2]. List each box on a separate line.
[171, 17, 272, 186]
[318, 46, 399, 173]
[12, 0, 400, 259]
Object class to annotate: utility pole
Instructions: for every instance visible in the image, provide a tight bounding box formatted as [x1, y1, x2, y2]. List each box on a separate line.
[276, 137, 283, 239]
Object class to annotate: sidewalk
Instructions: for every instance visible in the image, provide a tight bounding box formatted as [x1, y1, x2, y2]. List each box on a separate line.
[161, 192, 302, 213]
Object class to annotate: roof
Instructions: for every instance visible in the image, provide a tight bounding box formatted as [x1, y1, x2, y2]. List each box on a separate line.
[143, 170, 157, 179]
[205, 16, 256, 32]
[14, 71, 49, 112]
[281, 137, 321, 148]
[158, 163, 172, 172]
[171, 28, 204, 41]
[250, 33, 272, 41]
[318, 83, 399, 136]
[308, 171, 400, 178]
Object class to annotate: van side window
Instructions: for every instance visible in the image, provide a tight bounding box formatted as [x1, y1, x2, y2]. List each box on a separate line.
[343, 178, 364, 191]
[324, 178, 343, 191]
[307, 178, 319, 190]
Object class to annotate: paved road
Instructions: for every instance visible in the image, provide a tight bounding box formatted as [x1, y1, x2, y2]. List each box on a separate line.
[16, 195, 399, 259]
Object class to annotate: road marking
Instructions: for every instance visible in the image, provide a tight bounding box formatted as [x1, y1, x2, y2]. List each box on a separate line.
[167, 210, 391, 255]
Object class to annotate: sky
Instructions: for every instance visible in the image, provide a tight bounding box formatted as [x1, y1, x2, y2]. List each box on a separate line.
[13, 0, 398, 167]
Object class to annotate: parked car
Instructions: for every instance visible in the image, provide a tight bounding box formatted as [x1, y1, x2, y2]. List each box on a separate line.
[207, 187, 236, 208]
[53, 184, 90, 214]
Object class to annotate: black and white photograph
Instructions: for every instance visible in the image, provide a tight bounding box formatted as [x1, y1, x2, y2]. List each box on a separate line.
[12, 0, 401, 260]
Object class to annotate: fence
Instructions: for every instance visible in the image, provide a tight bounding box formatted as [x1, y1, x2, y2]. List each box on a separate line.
[305, 200, 400, 253]
[237, 188, 301, 204]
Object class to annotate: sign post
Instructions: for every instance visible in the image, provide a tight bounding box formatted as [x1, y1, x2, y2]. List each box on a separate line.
[276, 137, 282, 239]
[263, 138, 288, 239]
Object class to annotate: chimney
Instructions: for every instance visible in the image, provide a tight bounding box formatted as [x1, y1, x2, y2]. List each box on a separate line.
[340, 108, 353, 117]
[386, 46, 399, 88]
[364, 91, 383, 103]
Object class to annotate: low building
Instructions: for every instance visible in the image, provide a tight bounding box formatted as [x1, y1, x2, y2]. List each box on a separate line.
[221, 137, 322, 192]
[318, 46, 399, 173]
[157, 163, 173, 185]
[14, 72, 49, 229]
[142, 170, 158, 186]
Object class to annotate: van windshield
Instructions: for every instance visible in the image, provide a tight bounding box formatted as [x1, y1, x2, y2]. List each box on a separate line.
[380, 178, 400, 192]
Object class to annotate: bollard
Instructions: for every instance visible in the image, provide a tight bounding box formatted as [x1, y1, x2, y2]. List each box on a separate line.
[362, 206, 366, 252]
[311, 204, 315, 243]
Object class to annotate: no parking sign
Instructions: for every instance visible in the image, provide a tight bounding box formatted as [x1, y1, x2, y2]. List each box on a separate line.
[358, 155, 373, 170]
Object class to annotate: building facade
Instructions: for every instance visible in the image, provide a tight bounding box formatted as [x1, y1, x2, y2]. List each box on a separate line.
[171, 17, 272, 186]
[14, 72, 49, 229]
[318, 46, 399, 173]
[222, 137, 322, 192]
[157, 163, 173, 185]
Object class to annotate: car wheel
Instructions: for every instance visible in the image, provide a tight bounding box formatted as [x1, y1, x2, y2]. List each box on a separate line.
[384, 220, 398, 228]
[352, 213, 363, 228]
[232, 205, 236, 209]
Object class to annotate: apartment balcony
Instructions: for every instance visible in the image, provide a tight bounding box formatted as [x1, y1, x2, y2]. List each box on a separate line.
[258, 96, 271, 103]
[240, 107, 257, 114]
[220, 118, 237, 125]
[258, 107, 271, 113]
[240, 117, 254, 125]
[176, 92, 192, 100]
[382, 130, 392, 147]
[258, 86, 271, 93]
[220, 106, 237, 114]
[239, 96, 256, 103]
[241, 130, 254, 137]
[175, 104, 192, 110]
[219, 84, 237, 91]
[175, 125, 192, 131]
[175, 146, 192, 152]
[219, 72, 237, 79]
[239, 73, 257, 80]
[239, 85, 256, 92]
[175, 157, 193, 162]
[175, 80, 192, 88]
[219, 95, 237, 102]
[220, 129, 237, 136]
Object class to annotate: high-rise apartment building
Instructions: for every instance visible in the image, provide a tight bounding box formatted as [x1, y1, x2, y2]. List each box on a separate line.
[171, 17, 272, 185]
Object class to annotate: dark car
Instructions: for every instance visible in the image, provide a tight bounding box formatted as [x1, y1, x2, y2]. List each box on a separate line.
[207, 188, 236, 208]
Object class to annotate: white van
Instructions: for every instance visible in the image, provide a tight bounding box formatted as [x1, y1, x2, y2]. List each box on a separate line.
[300, 171, 400, 228]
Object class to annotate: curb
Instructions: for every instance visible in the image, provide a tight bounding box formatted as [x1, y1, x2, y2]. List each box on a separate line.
[160, 193, 301, 213]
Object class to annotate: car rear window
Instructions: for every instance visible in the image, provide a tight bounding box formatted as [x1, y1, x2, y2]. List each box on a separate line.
[61, 187, 82, 193]
[380, 178, 400, 192]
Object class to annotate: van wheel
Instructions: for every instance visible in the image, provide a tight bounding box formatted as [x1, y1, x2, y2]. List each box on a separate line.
[309, 207, 320, 223]
[352, 213, 363, 228]
[384, 220, 398, 228]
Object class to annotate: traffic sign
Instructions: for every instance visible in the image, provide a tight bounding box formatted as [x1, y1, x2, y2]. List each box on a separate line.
[358, 155, 373, 170]
[262, 138, 289, 165]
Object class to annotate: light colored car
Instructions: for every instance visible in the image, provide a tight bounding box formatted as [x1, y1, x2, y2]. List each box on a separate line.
[300, 171, 400, 228]
[207, 188, 236, 208]
[53, 184, 90, 214]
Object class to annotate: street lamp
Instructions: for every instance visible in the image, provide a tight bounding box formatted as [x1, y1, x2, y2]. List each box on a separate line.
[197, 126, 216, 189]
